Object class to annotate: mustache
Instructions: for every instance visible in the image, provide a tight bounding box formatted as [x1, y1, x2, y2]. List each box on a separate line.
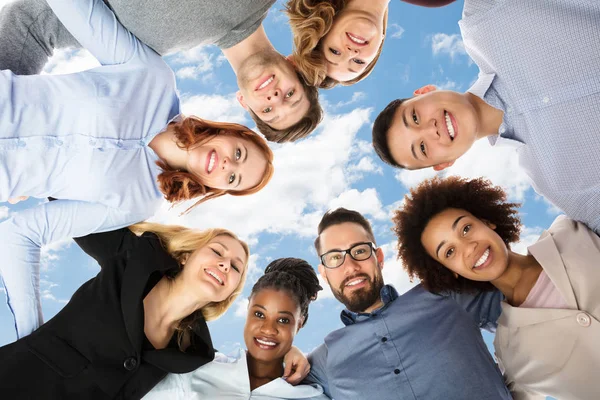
[340, 273, 371, 289]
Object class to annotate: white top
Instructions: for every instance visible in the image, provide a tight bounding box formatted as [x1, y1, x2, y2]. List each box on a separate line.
[144, 349, 330, 400]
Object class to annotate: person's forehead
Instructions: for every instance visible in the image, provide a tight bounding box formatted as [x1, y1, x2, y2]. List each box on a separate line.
[320, 222, 371, 250]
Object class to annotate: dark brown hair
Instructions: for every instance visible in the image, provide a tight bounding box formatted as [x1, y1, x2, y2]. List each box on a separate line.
[314, 207, 376, 254]
[372, 98, 407, 168]
[285, 0, 388, 89]
[249, 72, 323, 143]
[392, 176, 521, 294]
[156, 116, 274, 213]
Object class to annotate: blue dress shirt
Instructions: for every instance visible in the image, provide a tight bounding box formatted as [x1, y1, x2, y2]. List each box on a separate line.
[0, 0, 179, 338]
[306, 285, 511, 400]
[460, 0, 600, 233]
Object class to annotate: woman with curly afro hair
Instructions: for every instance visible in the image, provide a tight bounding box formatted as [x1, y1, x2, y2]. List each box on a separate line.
[392, 176, 600, 400]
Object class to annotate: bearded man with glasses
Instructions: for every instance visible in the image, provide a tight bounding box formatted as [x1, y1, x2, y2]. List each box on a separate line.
[303, 207, 511, 400]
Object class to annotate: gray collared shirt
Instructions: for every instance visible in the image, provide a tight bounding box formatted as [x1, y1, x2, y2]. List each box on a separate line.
[306, 285, 511, 400]
[462, 0, 600, 233]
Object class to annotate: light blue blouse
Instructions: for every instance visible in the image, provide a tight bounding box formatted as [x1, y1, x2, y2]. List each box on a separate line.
[0, 0, 180, 337]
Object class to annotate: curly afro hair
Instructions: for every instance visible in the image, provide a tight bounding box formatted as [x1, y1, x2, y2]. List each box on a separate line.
[392, 176, 522, 294]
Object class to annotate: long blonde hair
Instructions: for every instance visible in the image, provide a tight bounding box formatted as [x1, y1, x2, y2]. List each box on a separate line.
[129, 222, 249, 346]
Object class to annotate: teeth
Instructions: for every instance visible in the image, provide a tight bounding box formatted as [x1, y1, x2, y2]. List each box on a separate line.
[256, 338, 276, 346]
[206, 270, 223, 285]
[208, 152, 215, 172]
[473, 248, 490, 268]
[445, 111, 455, 139]
[347, 33, 366, 44]
[258, 75, 274, 90]
[346, 278, 364, 287]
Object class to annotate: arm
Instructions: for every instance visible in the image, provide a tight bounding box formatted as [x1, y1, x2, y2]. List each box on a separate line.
[0, 199, 144, 337]
[304, 343, 331, 398]
[448, 288, 503, 332]
[74, 228, 138, 266]
[44, 0, 152, 65]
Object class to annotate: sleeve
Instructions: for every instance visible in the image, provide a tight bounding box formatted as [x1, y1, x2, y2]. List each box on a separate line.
[0, 199, 145, 338]
[44, 0, 153, 65]
[448, 289, 504, 332]
[304, 343, 331, 398]
[74, 228, 138, 265]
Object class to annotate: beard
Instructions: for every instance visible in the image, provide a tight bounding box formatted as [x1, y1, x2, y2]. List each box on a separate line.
[331, 270, 384, 313]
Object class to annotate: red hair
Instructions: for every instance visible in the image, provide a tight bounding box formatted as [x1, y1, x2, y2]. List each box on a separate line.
[156, 117, 274, 213]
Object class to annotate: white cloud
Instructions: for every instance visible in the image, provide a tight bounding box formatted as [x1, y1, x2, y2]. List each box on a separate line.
[151, 107, 374, 243]
[389, 23, 405, 39]
[316, 274, 334, 301]
[396, 139, 532, 201]
[42, 48, 99, 75]
[0, 206, 9, 221]
[435, 79, 459, 91]
[380, 240, 418, 295]
[234, 297, 249, 318]
[512, 225, 544, 255]
[431, 33, 467, 60]
[328, 188, 387, 221]
[40, 238, 74, 272]
[180, 93, 249, 125]
[334, 92, 367, 108]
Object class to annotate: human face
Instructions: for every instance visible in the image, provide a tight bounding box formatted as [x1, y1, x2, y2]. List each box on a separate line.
[421, 208, 509, 282]
[187, 134, 268, 192]
[317, 222, 385, 313]
[244, 289, 302, 363]
[321, 9, 385, 82]
[180, 235, 248, 302]
[387, 89, 480, 170]
[236, 50, 310, 130]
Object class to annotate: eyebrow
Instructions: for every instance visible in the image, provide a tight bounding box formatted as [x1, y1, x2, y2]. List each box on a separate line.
[403, 108, 419, 161]
[348, 67, 358, 73]
[253, 304, 295, 317]
[214, 241, 244, 267]
[291, 95, 304, 109]
[243, 144, 248, 163]
[323, 241, 367, 253]
[434, 215, 467, 258]
[326, 59, 339, 66]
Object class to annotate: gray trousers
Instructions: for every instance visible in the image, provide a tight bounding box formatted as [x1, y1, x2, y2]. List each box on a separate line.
[0, 0, 81, 75]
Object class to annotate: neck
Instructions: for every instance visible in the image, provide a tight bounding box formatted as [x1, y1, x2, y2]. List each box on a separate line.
[143, 276, 210, 337]
[147, 124, 188, 171]
[465, 92, 505, 140]
[360, 298, 385, 314]
[246, 351, 284, 390]
[222, 25, 274, 74]
[490, 251, 542, 306]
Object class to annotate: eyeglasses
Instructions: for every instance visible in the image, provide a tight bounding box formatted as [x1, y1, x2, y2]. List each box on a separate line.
[319, 242, 376, 269]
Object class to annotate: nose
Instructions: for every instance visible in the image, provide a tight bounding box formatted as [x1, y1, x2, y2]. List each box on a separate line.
[422, 118, 440, 140]
[266, 89, 282, 103]
[221, 156, 233, 171]
[260, 318, 277, 335]
[346, 45, 359, 54]
[465, 241, 477, 263]
[341, 254, 361, 273]
[218, 259, 230, 273]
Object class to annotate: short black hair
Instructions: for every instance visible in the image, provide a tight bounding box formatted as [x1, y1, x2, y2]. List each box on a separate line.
[372, 98, 407, 168]
[314, 208, 376, 254]
[250, 258, 322, 327]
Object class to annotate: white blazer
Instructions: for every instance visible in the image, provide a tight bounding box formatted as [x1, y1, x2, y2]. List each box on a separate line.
[494, 216, 600, 400]
[143, 349, 329, 400]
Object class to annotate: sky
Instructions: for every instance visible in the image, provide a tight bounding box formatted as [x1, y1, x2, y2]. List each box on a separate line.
[0, 1, 559, 397]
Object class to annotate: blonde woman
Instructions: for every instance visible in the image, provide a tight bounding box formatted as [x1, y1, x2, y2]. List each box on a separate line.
[0, 223, 249, 399]
[285, 0, 454, 88]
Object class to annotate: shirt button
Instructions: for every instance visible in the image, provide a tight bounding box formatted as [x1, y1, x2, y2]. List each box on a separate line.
[123, 357, 138, 371]
[577, 312, 591, 327]
[17, 140, 26, 148]
[542, 96, 550, 104]
[381, 337, 388, 343]
[499, 125, 506, 134]
[56, 139, 63, 146]
[117, 141, 123, 148]
[89, 139, 96, 146]
[139, 140, 145, 147]
[394, 369, 400, 375]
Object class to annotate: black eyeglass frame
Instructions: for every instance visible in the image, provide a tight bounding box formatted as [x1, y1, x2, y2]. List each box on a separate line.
[319, 242, 377, 269]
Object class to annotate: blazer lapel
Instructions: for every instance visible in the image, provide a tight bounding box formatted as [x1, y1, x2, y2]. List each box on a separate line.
[527, 229, 579, 309]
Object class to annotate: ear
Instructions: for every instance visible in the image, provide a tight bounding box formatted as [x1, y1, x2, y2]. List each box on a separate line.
[236, 91, 249, 110]
[432, 160, 455, 171]
[318, 264, 329, 285]
[180, 253, 190, 266]
[413, 84, 437, 96]
[453, 271, 459, 279]
[375, 247, 385, 270]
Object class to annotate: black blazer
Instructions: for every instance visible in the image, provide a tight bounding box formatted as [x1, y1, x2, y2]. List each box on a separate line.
[0, 228, 214, 399]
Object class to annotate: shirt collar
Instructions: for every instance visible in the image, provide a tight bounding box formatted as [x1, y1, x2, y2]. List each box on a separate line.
[340, 285, 399, 326]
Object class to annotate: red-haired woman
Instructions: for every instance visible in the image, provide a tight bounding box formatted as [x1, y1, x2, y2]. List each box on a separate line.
[0, 0, 274, 339]
[285, 0, 455, 88]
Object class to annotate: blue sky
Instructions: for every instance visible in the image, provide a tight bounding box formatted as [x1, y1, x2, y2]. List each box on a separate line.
[0, 1, 559, 396]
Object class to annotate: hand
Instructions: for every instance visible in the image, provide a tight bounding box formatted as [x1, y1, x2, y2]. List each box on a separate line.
[282, 345, 310, 385]
[8, 196, 29, 204]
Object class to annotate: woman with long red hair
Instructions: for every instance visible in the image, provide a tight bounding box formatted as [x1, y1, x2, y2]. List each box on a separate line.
[0, 0, 274, 339]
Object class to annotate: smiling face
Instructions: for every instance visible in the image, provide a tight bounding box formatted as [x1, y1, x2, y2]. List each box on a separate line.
[421, 208, 509, 282]
[317, 222, 385, 313]
[387, 88, 480, 170]
[179, 234, 248, 302]
[186, 134, 268, 192]
[236, 50, 310, 130]
[321, 9, 385, 82]
[244, 288, 302, 363]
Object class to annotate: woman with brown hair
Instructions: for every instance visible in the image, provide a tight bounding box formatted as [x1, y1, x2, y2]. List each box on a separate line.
[0, 0, 274, 339]
[285, 0, 455, 88]
[393, 176, 600, 400]
[0, 222, 251, 399]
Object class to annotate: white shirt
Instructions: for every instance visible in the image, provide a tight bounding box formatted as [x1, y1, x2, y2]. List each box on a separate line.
[144, 349, 329, 400]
